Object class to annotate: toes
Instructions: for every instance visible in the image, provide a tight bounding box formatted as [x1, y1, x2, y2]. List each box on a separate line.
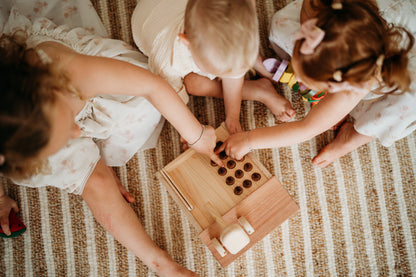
[275, 108, 296, 122]
[312, 156, 329, 168]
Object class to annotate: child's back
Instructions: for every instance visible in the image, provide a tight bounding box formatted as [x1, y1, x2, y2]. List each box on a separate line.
[132, 0, 296, 134]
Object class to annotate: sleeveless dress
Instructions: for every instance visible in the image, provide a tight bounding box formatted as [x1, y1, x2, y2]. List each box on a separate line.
[269, 0, 416, 147]
[131, 0, 217, 104]
[1, 1, 162, 194]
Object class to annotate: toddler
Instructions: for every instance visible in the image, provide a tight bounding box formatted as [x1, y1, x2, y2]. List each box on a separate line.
[0, 3, 223, 276]
[219, 0, 416, 167]
[132, 0, 296, 134]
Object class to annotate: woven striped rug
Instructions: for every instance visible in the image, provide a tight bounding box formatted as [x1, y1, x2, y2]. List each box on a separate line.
[1, 0, 415, 276]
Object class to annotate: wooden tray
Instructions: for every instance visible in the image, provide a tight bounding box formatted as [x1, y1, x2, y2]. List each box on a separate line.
[157, 123, 299, 267]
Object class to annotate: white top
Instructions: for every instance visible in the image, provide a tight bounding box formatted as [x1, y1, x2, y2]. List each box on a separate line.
[131, 0, 217, 103]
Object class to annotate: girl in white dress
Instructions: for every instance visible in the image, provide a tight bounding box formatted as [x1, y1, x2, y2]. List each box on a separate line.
[0, 1, 221, 276]
[220, 0, 416, 167]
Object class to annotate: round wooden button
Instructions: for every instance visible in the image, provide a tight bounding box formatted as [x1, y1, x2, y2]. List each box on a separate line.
[243, 179, 252, 188]
[234, 186, 243, 195]
[226, 176, 235, 185]
[251, 172, 261, 181]
[218, 167, 227, 176]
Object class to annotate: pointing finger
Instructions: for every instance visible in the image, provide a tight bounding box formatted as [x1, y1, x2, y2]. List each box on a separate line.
[210, 152, 223, 167]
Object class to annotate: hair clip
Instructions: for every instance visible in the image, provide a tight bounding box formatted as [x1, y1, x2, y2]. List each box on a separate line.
[333, 70, 343, 82]
[0, 154, 5, 166]
[332, 0, 343, 10]
[294, 18, 325, 55]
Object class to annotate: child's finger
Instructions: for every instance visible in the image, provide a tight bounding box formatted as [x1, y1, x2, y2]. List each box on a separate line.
[121, 187, 135, 203]
[12, 201, 19, 213]
[0, 217, 11, 236]
[210, 152, 223, 167]
[215, 142, 226, 154]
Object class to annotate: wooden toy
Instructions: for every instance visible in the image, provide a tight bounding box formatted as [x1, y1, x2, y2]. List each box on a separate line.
[157, 123, 299, 267]
[263, 58, 327, 106]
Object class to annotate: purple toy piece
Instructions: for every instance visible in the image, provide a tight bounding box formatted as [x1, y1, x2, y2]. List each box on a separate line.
[263, 58, 280, 73]
[272, 59, 289, 83]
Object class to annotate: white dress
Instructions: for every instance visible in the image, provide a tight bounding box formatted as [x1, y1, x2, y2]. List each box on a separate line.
[269, 0, 416, 147]
[131, 0, 217, 104]
[1, 1, 162, 194]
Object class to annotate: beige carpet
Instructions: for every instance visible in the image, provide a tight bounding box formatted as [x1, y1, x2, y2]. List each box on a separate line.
[1, 0, 416, 276]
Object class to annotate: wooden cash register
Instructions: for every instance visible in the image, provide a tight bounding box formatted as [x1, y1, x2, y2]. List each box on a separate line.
[157, 123, 299, 267]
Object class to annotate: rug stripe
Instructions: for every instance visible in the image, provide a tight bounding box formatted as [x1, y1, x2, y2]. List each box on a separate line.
[19, 187, 33, 277]
[39, 188, 56, 276]
[116, 0, 132, 44]
[95, 0, 111, 37]
[60, 192, 76, 276]
[263, 235, 276, 276]
[28, 189, 47, 275]
[368, 141, 396, 275]
[4, 231, 13, 276]
[82, 200, 99, 277]
[282, 221, 295, 276]
[351, 151, 379, 276]
[269, 134, 295, 276]
[389, 145, 416, 275]
[309, 141, 337, 276]
[333, 161, 356, 275]
[291, 144, 314, 276]
[105, 232, 117, 276]
[407, 135, 416, 176]
[135, 151, 155, 277]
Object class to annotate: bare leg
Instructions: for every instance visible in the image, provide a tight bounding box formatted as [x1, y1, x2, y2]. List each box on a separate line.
[82, 159, 198, 277]
[312, 122, 374, 168]
[184, 73, 296, 122]
[253, 54, 274, 80]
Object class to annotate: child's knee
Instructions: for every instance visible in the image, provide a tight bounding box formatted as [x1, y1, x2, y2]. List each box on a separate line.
[82, 160, 117, 199]
[184, 73, 220, 96]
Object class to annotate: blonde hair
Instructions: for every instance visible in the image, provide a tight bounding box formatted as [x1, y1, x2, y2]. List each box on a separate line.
[184, 0, 259, 76]
[294, 0, 414, 94]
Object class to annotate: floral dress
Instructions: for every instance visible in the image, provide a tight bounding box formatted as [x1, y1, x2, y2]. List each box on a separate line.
[1, 1, 162, 194]
[269, 0, 416, 147]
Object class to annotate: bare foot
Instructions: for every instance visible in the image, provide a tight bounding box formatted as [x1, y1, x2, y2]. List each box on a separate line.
[250, 78, 296, 122]
[153, 251, 199, 277]
[312, 122, 374, 168]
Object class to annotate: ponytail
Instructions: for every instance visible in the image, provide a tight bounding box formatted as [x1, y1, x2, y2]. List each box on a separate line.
[381, 26, 415, 94]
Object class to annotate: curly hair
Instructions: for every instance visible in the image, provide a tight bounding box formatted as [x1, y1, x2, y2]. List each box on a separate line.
[0, 35, 72, 180]
[293, 0, 414, 94]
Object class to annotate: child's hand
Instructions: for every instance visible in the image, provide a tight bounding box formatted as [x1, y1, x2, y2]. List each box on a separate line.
[217, 131, 251, 161]
[0, 194, 19, 236]
[186, 125, 224, 167]
[225, 118, 242, 135]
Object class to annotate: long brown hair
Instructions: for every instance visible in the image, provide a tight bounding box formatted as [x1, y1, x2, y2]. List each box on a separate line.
[0, 35, 70, 180]
[294, 0, 414, 94]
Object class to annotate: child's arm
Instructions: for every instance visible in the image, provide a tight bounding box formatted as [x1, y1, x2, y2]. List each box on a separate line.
[219, 90, 364, 160]
[39, 42, 223, 165]
[0, 185, 19, 236]
[222, 77, 244, 134]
